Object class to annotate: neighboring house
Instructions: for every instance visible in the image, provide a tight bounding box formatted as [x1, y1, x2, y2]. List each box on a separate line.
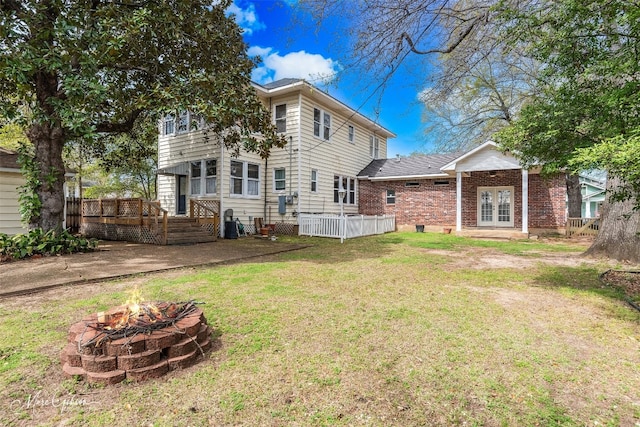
[358, 141, 567, 237]
[0, 147, 77, 235]
[156, 78, 395, 234]
[0, 148, 26, 235]
[579, 175, 606, 218]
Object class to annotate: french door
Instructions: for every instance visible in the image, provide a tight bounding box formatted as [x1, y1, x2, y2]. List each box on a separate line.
[477, 187, 514, 227]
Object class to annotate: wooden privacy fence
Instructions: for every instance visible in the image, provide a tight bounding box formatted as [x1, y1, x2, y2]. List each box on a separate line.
[82, 198, 169, 244]
[298, 214, 395, 243]
[566, 217, 600, 238]
[65, 197, 81, 233]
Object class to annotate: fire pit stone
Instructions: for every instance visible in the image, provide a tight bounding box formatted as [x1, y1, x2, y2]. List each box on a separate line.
[61, 301, 213, 385]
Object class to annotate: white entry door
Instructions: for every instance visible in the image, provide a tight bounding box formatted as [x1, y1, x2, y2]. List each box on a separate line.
[478, 187, 514, 227]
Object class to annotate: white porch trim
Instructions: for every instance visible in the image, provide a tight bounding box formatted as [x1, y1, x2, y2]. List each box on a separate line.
[456, 171, 462, 231]
[522, 169, 528, 234]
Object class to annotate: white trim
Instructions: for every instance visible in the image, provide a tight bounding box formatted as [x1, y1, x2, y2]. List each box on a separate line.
[364, 173, 451, 181]
[477, 186, 515, 228]
[522, 170, 528, 234]
[456, 172, 462, 231]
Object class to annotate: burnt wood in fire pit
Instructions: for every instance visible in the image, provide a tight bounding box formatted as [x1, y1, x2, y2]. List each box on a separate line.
[61, 301, 213, 384]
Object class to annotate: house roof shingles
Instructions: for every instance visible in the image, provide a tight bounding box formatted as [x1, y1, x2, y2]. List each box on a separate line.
[358, 152, 462, 180]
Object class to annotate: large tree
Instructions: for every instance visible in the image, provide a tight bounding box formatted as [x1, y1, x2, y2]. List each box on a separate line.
[494, 0, 640, 260]
[0, 0, 284, 231]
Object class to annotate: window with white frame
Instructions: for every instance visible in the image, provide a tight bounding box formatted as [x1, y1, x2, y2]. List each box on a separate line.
[231, 160, 260, 197]
[177, 111, 189, 133]
[274, 168, 286, 191]
[386, 189, 396, 204]
[334, 175, 356, 205]
[348, 125, 355, 143]
[275, 104, 287, 133]
[163, 114, 175, 135]
[314, 108, 331, 141]
[311, 169, 318, 192]
[369, 135, 380, 158]
[189, 159, 217, 195]
[190, 161, 201, 195]
[205, 159, 217, 194]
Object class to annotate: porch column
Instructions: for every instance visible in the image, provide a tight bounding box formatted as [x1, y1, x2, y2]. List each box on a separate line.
[456, 171, 462, 231]
[522, 169, 529, 234]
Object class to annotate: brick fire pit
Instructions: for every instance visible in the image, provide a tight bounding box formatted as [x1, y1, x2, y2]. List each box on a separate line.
[61, 301, 213, 384]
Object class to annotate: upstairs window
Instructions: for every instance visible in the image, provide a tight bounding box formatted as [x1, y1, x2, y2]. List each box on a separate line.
[163, 114, 175, 135]
[348, 125, 355, 143]
[275, 104, 287, 133]
[274, 168, 286, 191]
[314, 108, 331, 141]
[311, 169, 318, 192]
[177, 111, 189, 133]
[369, 135, 380, 159]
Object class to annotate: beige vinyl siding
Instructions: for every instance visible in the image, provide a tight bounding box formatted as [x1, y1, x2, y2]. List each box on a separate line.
[295, 96, 387, 216]
[0, 171, 26, 235]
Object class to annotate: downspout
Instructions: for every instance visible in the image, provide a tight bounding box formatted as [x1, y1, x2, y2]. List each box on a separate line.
[297, 92, 302, 219]
[265, 97, 272, 223]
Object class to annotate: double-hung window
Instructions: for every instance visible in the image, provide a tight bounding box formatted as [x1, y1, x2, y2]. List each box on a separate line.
[231, 160, 260, 197]
[274, 168, 286, 191]
[314, 108, 331, 141]
[177, 111, 189, 134]
[190, 161, 201, 195]
[310, 169, 318, 192]
[205, 160, 217, 194]
[369, 135, 379, 159]
[386, 189, 396, 204]
[334, 175, 356, 205]
[163, 114, 175, 135]
[275, 104, 287, 133]
[190, 159, 217, 195]
[348, 125, 355, 143]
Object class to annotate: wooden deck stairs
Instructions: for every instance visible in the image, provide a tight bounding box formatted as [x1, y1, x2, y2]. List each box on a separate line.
[165, 217, 217, 245]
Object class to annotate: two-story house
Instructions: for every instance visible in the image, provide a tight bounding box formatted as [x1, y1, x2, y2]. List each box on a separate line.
[156, 78, 396, 236]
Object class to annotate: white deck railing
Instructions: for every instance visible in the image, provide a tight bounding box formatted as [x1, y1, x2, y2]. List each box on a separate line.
[298, 214, 395, 242]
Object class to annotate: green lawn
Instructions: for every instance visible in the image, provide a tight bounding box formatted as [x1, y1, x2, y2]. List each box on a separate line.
[1, 232, 639, 426]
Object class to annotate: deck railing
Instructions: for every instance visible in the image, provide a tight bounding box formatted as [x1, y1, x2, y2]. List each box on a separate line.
[298, 214, 395, 243]
[566, 217, 600, 237]
[82, 198, 168, 244]
[189, 199, 220, 237]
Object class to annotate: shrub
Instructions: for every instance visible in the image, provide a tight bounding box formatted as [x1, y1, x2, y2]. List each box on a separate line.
[0, 229, 98, 261]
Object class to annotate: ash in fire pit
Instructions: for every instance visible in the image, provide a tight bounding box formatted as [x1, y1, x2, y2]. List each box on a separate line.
[61, 290, 213, 385]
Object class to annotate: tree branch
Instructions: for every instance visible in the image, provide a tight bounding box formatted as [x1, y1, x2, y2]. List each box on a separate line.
[95, 109, 143, 133]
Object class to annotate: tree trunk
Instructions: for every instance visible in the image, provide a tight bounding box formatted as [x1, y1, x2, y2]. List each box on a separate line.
[566, 173, 582, 218]
[585, 176, 640, 262]
[26, 123, 66, 231]
[26, 68, 66, 232]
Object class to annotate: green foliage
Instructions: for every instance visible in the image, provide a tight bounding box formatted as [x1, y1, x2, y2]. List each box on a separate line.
[0, 0, 286, 230]
[16, 141, 41, 226]
[0, 229, 97, 261]
[495, 0, 640, 181]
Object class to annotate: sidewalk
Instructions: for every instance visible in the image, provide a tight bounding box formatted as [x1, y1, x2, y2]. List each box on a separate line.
[0, 239, 307, 297]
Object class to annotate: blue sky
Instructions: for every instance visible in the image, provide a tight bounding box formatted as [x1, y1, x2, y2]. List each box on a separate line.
[227, 1, 433, 157]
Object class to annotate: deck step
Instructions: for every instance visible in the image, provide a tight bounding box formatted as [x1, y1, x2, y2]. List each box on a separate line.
[164, 217, 216, 245]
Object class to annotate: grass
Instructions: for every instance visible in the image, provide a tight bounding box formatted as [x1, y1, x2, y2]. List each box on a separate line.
[0, 232, 639, 426]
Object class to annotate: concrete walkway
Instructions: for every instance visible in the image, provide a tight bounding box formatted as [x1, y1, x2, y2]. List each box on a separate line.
[0, 239, 307, 297]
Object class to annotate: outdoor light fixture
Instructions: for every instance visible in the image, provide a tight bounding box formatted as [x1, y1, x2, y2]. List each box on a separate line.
[338, 188, 346, 217]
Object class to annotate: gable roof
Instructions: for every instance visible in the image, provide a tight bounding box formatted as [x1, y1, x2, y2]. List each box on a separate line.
[358, 152, 461, 180]
[253, 79, 396, 139]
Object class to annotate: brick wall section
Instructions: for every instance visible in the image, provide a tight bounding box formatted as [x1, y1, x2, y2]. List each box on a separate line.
[359, 179, 457, 226]
[358, 171, 566, 229]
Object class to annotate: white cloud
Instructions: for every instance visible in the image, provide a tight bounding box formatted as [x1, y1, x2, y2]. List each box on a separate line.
[226, 2, 265, 35]
[250, 47, 341, 85]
